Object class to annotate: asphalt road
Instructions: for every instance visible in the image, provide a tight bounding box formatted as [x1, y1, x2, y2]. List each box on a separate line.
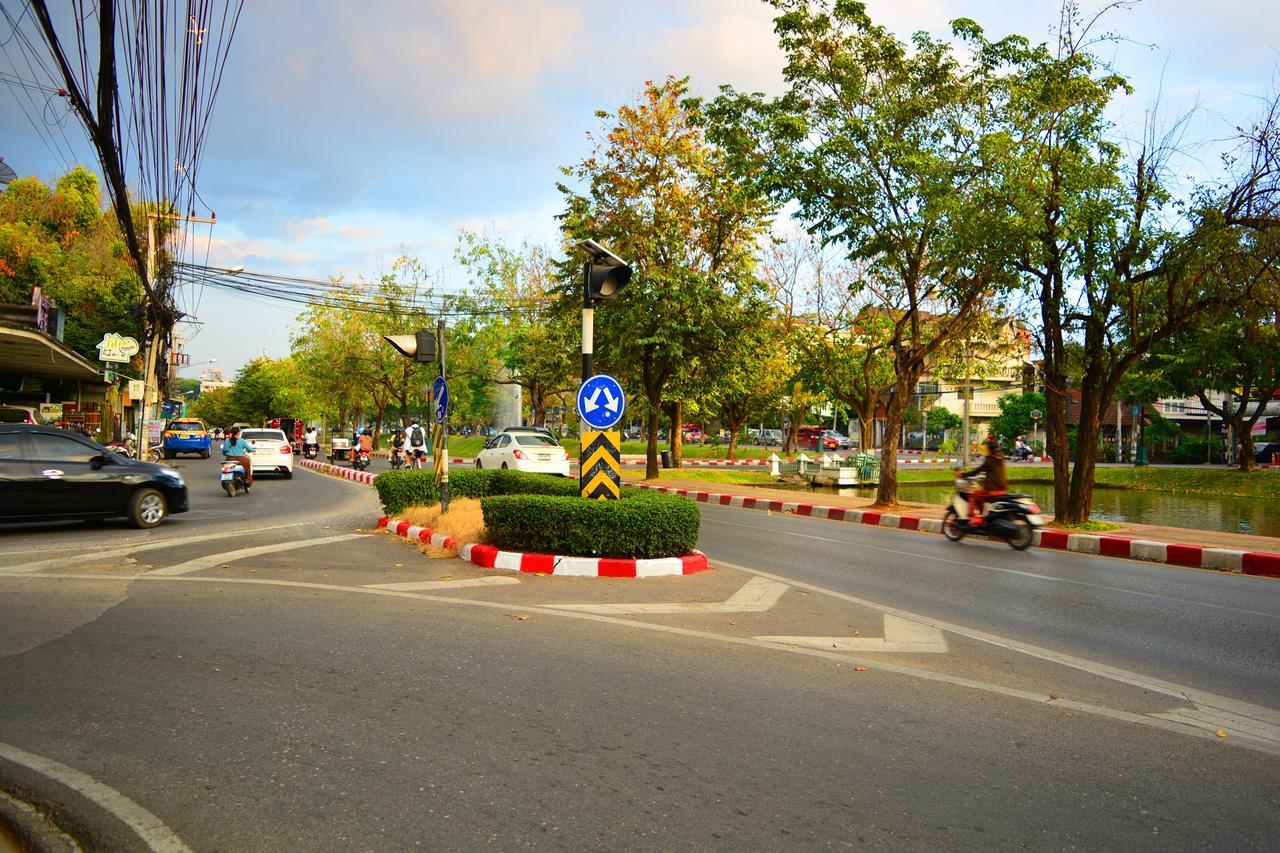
[0, 457, 1276, 850]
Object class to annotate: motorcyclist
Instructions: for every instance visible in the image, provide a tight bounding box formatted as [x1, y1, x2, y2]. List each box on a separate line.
[957, 433, 1007, 524]
[1014, 435, 1031, 461]
[303, 425, 320, 457]
[405, 418, 427, 469]
[222, 426, 254, 488]
[357, 428, 373, 453]
[390, 426, 406, 465]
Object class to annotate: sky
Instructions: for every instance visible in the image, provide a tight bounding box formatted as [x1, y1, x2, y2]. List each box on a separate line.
[3, 0, 1278, 376]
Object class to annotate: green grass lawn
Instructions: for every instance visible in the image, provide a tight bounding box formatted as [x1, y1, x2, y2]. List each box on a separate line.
[646, 469, 781, 486]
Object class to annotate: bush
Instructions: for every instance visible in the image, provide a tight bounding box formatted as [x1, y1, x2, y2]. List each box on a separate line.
[481, 490, 700, 559]
[374, 468, 579, 515]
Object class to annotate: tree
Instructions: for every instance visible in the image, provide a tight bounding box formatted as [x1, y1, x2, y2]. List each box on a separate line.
[713, 322, 793, 458]
[707, 2, 1019, 506]
[989, 391, 1047, 449]
[558, 77, 775, 478]
[926, 407, 962, 436]
[188, 386, 235, 427]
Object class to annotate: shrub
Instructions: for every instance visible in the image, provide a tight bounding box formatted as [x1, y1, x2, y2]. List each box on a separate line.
[481, 490, 700, 559]
[374, 468, 579, 515]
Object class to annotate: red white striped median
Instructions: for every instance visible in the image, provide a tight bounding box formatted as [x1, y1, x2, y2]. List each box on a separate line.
[376, 517, 708, 578]
[299, 458, 376, 484]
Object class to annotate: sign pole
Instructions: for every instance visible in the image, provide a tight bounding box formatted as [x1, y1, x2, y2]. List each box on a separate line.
[577, 374, 625, 500]
[581, 261, 593, 383]
[437, 319, 449, 514]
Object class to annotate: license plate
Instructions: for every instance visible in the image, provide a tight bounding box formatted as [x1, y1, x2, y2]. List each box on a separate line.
[536, 454, 551, 461]
[221, 472, 234, 481]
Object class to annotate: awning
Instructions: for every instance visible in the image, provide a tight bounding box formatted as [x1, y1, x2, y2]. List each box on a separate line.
[0, 324, 105, 381]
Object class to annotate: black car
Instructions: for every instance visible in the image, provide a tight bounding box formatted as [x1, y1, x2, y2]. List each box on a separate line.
[0, 424, 189, 528]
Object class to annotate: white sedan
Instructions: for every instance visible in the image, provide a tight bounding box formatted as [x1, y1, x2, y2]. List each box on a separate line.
[240, 428, 295, 479]
[476, 432, 571, 476]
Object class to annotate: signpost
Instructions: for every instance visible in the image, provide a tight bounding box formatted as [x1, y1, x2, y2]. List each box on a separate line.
[578, 374, 625, 500]
[96, 333, 140, 364]
[432, 374, 449, 495]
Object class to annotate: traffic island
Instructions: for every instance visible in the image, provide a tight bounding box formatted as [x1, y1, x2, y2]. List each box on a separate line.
[374, 469, 709, 578]
[299, 457, 376, 484]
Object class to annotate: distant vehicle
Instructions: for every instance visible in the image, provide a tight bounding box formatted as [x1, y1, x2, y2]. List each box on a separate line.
[240, 428, 294, 479]
[477, 430, 570, 476]
[268, 417, 303, 450]
[1257, 441, 1280, 465]
[162, 418, 211, 459]
[0, 405, 44, 425]
[682, 424, 705, 444]
[797, 425, 838, 450]
[758, 428, 784, 446]
[480, 426, 497, 437]
[0, 424, 188, 528]
[823, 430, 853, 449]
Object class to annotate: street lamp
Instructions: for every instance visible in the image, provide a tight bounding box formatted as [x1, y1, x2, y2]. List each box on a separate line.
[573, 238, 632, 382]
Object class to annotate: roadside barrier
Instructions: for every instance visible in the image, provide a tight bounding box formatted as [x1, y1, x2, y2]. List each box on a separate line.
[299, 458, 376, 484]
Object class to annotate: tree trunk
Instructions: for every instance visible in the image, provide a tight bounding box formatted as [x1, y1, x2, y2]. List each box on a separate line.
[1064, 396, 1104, 524]
[667, 401, 684, 468]
[874, 381, 913, 508]
[856, 416, 874, 451]
[725, 415, 745, 460]
[1238, 428, 1257, 472]
[645, 408, 661, 479]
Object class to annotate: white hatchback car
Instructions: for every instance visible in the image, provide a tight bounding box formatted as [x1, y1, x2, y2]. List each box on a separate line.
[240, 428, 294, 479]
[476, 430, 570, 476]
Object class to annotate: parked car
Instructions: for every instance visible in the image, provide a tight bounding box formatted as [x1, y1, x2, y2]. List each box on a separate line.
[682, 424, 705, 444]
[476, 429, 571, 476]
[0, 405, 44, 425]
[1256, 441, 1280, 465]
[0, 424, 188, 528]
[162, 418, 211, 459]
[758, 428, 784, 447]
[823, 430, 853, 449]
[240, 428, 295, 479]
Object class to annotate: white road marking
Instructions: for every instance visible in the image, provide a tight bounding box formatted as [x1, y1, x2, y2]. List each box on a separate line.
[0, 522, 311, 575]
[364, 577, 520, 591]
[757, 614, 949, 653]
[548, 576, 788, 614]
[0, 740, 193, 853]
[145, 534, 367, 576]
[8, 571, 1280, 756]
[702, 515, 1280, 620]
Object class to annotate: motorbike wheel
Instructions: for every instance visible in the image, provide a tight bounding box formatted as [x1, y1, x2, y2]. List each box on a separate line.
[941, 508, 965, 542]
[223, 481, 235, 498]
[1007, 517, 1035, 550]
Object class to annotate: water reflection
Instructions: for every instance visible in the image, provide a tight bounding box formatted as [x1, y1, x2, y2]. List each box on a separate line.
[797, 482, 1278, 538]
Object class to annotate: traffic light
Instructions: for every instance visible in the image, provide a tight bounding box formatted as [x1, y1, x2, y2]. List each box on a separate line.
[586, 262, 632, 302]
[383, 329, 437, 363]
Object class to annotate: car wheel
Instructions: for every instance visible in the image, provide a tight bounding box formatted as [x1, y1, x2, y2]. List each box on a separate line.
[501, 462, 508, 469]
[128, 488, 167, 528]
[283, 469, 293, 479]
[201, 451, 210, 459]
[475, 460, 483, 469]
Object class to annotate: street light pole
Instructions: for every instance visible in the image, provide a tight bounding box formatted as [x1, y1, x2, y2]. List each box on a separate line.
[581, 261, 594, 382]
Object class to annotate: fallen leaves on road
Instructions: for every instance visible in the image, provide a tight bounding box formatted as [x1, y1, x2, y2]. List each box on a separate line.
[508, 614, 531, 621]
[1217, 729, 1227, 738]
[853, 665, 867, 672]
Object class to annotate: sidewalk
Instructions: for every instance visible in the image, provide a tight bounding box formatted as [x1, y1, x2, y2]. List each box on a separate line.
[635, 474, 1280, 570]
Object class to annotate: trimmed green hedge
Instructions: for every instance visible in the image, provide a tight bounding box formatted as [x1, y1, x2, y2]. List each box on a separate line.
[481, 490, 700, 559]
[374, 468, 579, 515]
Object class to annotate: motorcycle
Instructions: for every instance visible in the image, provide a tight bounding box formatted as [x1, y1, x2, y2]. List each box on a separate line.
[303, 443, 320, 461]
[220, 460, 249, 497]
[389, 447, 405, 470]
[105, 440, 134, 459]
[941, 475, 1044, 550]
[352, 448, 371, 471]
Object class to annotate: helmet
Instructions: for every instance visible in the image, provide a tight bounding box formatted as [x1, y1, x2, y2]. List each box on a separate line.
[363, 428, 372, 436]
[411, 418, 419, 425]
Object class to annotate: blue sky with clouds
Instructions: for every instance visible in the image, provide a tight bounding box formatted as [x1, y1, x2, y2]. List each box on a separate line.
[3, 0, 1278, 375]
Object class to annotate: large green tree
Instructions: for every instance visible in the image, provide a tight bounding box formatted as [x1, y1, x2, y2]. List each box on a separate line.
[559, 77, 775, 477]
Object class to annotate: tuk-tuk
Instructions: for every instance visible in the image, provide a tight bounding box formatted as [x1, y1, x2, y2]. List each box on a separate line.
[329, 435, 351, 463]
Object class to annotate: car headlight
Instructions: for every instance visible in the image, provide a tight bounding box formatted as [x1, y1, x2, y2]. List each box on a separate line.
[160, 467, 185, 486]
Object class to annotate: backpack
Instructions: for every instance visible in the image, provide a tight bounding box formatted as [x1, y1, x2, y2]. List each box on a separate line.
[410, 426, 425, 447]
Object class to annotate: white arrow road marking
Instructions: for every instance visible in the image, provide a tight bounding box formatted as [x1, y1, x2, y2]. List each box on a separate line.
[756, 614, 949, 653]
[364, 576, 520, 592]
[1, 522, 312, 575]
[146, 534, 367, 576]
[548, 576, 788, 615]
[583, 387, 601, 412]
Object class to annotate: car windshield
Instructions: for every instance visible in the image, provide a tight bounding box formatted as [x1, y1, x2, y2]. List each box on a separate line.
[515, 435, 558, 447]
[242, 430, 286, 442]
[169, 421, 203, 431]
[0, 408, 35, 423]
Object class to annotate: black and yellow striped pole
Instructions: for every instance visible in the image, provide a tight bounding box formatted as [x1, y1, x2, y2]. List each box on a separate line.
[580, 429, 621, 499]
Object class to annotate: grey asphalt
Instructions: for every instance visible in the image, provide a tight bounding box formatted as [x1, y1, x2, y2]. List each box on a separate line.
[0, 457, 1277, 850]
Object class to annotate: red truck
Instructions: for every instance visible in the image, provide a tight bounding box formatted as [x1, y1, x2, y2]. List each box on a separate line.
[268, 417, 304, 451]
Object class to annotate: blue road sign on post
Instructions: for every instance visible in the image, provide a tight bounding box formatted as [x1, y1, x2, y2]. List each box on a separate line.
[577, 374, 626, 431]
[432, 376, 449, 424]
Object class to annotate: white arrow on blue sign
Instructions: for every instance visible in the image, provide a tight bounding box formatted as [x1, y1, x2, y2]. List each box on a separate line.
[432, 376, 449, 424]
[577, 374, 625, 431]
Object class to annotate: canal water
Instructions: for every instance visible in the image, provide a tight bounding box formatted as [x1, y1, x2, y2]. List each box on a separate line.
[795, 481, 1279, 538]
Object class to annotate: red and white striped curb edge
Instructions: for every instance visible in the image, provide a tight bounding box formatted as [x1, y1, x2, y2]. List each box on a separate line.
[299, 458, 376, 484]
[376, 517, 708, 578]
[627, 482, 1280, 580]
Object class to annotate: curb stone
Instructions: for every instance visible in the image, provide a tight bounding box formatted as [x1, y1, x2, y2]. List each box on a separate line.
[376, 517, 709, 578]
[626, 482, 1280, 580]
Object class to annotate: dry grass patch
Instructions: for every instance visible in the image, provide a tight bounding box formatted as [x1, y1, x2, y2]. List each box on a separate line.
[390, 498, 488, 558]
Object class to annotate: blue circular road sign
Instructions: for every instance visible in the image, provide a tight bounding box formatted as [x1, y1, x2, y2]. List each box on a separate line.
[577, 374, 626, 431]
[432, 376, 449, 423]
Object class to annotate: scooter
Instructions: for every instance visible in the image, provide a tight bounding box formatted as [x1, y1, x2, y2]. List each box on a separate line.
[220, 460, 249, 497]
[389, 447, 405, 470]
[352, 448, 371, 471]
[941, 475, 1044, 550]
[303, 443, 320, 461]
[105, 440, 134, 459]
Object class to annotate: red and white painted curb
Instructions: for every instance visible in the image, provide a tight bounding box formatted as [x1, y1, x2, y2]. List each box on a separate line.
[376, 517, 709, 578]
[300, 458, 376, 484]
[628, 483, 1280, 580]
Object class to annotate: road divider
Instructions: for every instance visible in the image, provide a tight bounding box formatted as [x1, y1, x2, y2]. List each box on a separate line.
[627, 482, 1280, 580]
[377, 516, 708, 578]
[300, 457, 376, 484]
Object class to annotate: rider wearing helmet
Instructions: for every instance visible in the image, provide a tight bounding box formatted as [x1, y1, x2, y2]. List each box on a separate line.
[222, 426, 254, 488]
[958, 433, 1007, 523]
